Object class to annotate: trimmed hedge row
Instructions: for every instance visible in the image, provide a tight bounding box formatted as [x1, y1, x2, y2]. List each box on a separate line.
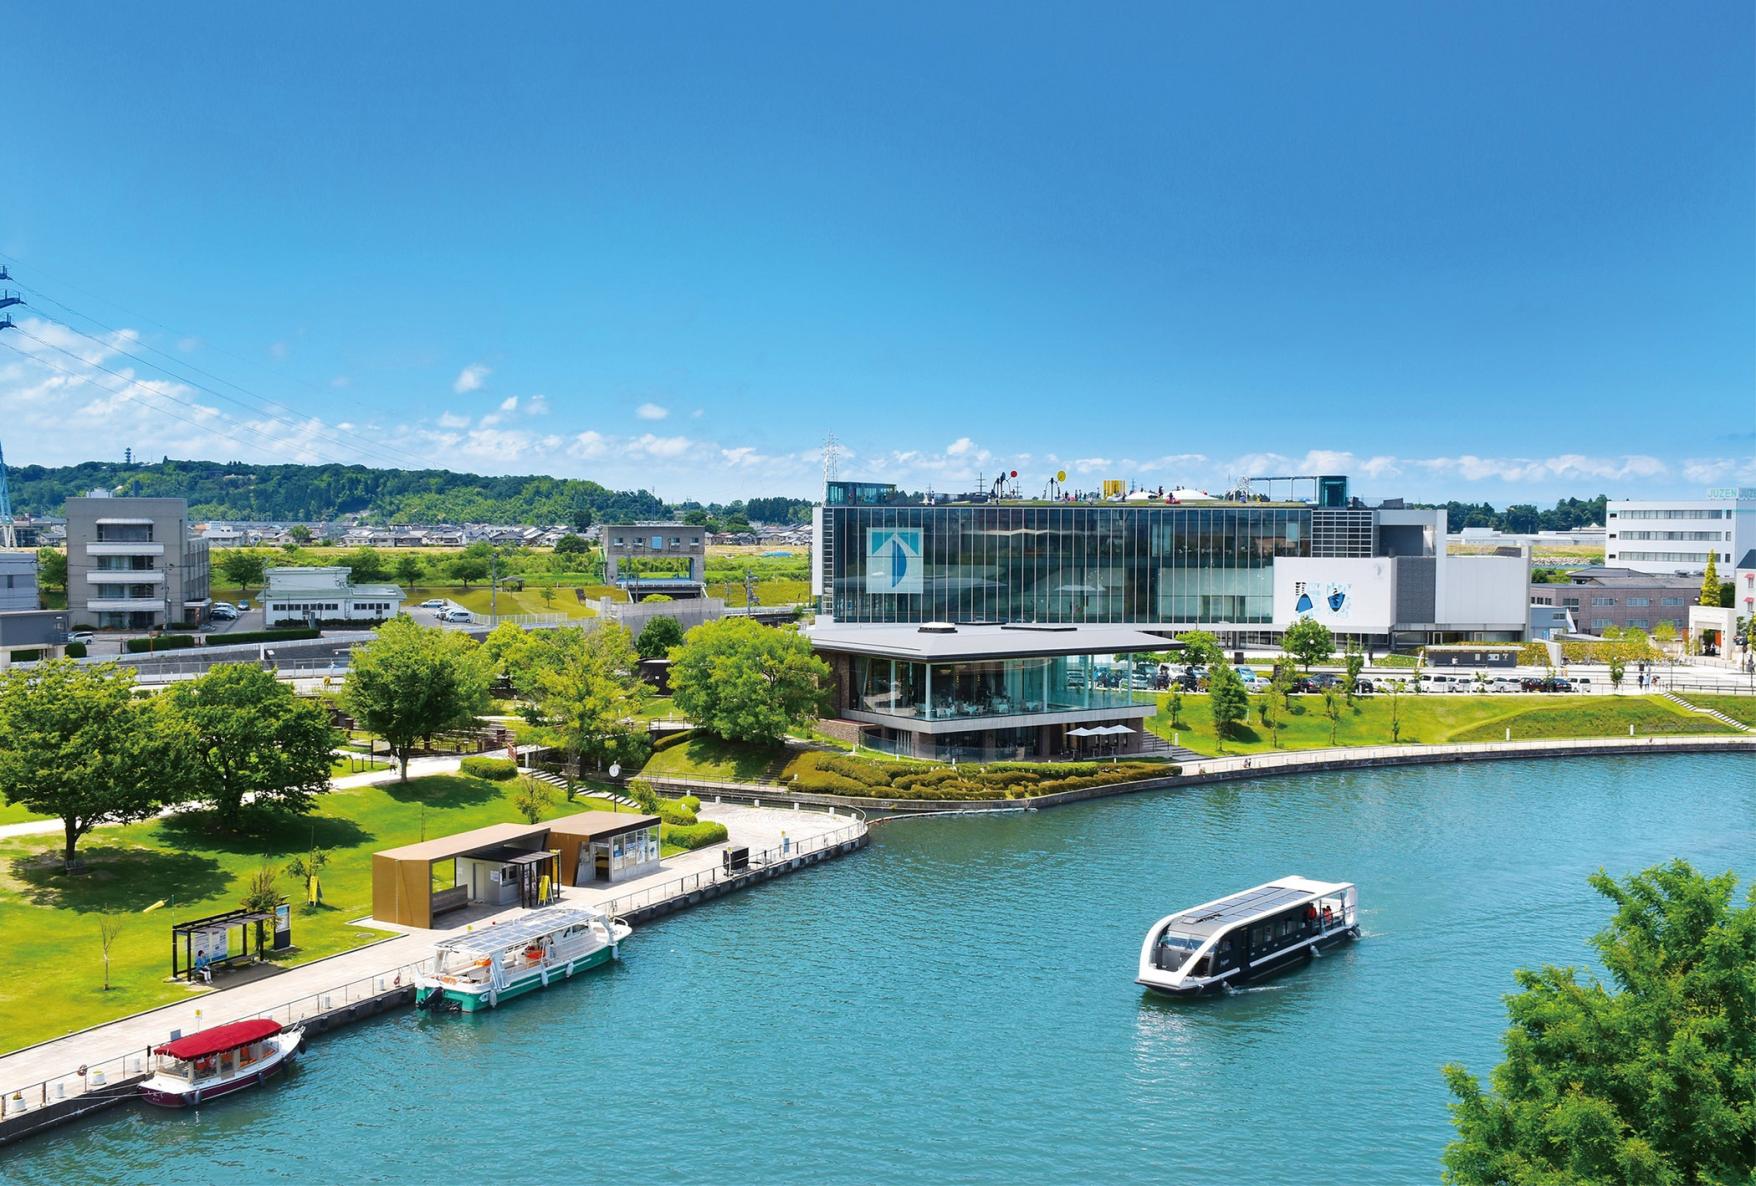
[656, 797, 698, 826]
[782, 752, 1172, 801]
[123, 627, 323, 653]
[650, 729, 694, 752]
[459, 756, 518, 780]
[662, 820, 729, 850]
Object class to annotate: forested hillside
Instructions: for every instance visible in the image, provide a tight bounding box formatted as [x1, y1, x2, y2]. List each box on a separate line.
[7, 460, 665, 525]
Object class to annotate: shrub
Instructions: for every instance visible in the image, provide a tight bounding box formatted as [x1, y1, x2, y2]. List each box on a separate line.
[62, 642, 86, 658]
[650, 729, 694, 752]
[459, 755, 518, 780]
[656, 797, 698, 826]
[125, 634, 199, 653]
[627, 779, 660, 814]
[662, 819, 729, 850]
[223, 628, 322, 645]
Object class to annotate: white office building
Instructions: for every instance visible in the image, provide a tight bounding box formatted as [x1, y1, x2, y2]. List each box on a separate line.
[263, 567, 404, 626]
[1605, 488, 1756, 575]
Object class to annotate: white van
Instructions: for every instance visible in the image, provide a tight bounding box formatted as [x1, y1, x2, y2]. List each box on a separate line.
[439, 609, 474, 623]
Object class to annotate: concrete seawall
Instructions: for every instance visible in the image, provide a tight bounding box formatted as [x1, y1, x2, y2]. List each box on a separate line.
[647, 735, 1756, 815]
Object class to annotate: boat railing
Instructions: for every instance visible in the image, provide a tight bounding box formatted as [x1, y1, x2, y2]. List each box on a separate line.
[0, 956, 438, 1124]
[595, 809, 869, 918]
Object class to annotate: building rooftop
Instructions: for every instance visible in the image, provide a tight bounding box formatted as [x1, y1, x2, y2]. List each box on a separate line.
[807, 621, 1177, 661]
[1557, 568, 1701, 587]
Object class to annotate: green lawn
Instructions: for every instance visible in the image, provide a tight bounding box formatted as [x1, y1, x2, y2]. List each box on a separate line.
[1682, 694, 1756, 727]
[640, 735, 792, 783]
[0, 801, 54, 826]
[1149, 692, 1737, 756]
[0, 773, 628, 1051]
[328, 754, 390, 777]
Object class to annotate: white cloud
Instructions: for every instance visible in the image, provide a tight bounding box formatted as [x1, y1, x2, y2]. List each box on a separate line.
[570, 431, 608, 459]
[526, 394, 549, 416]
[436, 411, 470, 429]
[631, 433, 691, 458]
[453, 364, 490, 394]
[498, 395, 518, 413]
[636, 402, 670, 421]
[177, 337, 201, 353]
[946, 437, 974, 456]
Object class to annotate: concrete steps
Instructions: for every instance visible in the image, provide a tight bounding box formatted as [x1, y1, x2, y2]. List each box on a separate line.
[1661, 691, 1752, 733]
[523, 768, 641, 808]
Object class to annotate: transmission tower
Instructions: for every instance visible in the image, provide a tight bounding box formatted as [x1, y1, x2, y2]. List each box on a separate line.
[0, 439, 14, 549]
[0, 268, 19, 334]
[822, 432, 841, 485]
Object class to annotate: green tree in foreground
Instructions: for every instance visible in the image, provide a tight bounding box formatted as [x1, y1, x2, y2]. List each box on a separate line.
[671, 618, 830, 745]
[1256, 691, 1281, 748]
[1321, 687, 1342, 745]
[1206, 662, 1249, 752]
[165, 664, 337, 827]
[514, 774, 554, 825]
[1699, 552, 1720, 607]
[1343, 642, 1365, 704]
[344, 617, 492, 780]
[1442, 860, 1756, 1185]
[1282, 616, 1335, 671]
[285, 844, 330, 910]
[635, 614, 685, 660]
[533, 624, 652, 776]
[0, 660, 189, 869]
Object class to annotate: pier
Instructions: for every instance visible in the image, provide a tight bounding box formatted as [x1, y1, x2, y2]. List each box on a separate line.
[0, 800, 866, 1147]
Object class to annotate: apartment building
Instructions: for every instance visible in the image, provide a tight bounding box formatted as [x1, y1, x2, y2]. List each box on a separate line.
[64, 494, 211, 629]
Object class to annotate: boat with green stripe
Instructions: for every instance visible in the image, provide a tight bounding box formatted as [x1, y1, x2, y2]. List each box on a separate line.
[414, 906, 631, 1013]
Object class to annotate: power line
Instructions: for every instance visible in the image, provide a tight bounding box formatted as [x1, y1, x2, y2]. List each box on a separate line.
[0, 252, 438, 469]
[1, 332, 348, 466]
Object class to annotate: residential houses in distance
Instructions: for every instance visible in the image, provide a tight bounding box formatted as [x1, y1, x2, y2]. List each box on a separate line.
[186, 520, 814, 550]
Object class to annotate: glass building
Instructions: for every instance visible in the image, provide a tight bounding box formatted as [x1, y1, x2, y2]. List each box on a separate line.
[818, 484, 1376, 630]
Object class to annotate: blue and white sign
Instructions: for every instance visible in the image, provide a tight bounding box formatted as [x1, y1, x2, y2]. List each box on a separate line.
[866, 528, 923, 594]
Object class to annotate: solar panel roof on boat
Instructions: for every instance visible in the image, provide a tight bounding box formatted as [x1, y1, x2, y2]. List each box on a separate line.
[1169, 884, 1315, 936]
[433, 907, 602, 956]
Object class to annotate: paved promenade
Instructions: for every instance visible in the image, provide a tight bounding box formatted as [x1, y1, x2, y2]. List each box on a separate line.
[0, 802, 855, 1106]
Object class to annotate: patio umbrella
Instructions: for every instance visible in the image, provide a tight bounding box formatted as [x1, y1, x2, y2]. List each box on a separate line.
[1065, 726, 1099, 737]
[1099, 724, 1136, 735]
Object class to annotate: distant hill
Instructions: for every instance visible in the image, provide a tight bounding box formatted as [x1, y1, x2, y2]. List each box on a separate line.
[6, 459, 665, 526]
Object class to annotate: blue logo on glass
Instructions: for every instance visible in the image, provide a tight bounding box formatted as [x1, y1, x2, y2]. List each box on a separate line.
[866, 528, 923, 594]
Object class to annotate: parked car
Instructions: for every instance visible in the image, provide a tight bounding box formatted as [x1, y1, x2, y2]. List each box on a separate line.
[419, 598, 447, 610]
[1352, 678, 1376, 695]
[67, 630, 95, 644]
[211, 601, 234, 612]
[439, 609, 474, 623]
[1489, 677, 1522, 693]
[236, 599, 250, 611]
[209, 606, 238, 622]
[1236, 668, 1266, 688]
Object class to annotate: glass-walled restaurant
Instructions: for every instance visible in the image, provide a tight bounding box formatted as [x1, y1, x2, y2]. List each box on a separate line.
[847, 653, 1155, 723]
[823, 502, 1314, 626]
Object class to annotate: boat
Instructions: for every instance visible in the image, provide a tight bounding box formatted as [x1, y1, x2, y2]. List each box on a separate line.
[1137, 877, 1359, 997]
[139, 1018, 302, 1107]
[414, 905, 631, 1013]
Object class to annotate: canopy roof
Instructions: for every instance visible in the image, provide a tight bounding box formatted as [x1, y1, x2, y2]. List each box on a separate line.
[156, 1019, 282, 1060]
[807, 622, 1177, 662]
[434, 907, 604, 958]
[374, 822, 549, 864]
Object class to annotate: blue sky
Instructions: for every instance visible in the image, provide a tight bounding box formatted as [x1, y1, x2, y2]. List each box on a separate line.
[2, 2, 1751, 504]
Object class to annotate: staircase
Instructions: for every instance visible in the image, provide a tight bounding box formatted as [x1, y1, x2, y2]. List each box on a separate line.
[1661, 691, 1753, 733]
[524, 767, 642, 808]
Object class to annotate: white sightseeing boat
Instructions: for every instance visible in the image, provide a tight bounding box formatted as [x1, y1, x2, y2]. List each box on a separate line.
[414, 906, 631, 1013]
[139, 1019, 302, 1108]
[1137, 877, 1359, 997]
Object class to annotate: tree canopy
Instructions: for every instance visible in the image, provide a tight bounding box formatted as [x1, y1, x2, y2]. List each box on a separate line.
[1175, 630, 1225, 668]
[1700, 553, 1721, 607]
[635, 615, 685, 660]
[218, 549, 268, 590]
[0, 660, 189, 868]
[344, 617, 492, 779]
[1283, 616, 1335, 670]
[530, 624, 653, 776]
[1442, 860, 1756, 1185]
[670, 619, 829, 745]
[1206, 662, 1250, 749]
[164, 664, 337, 827]
[35, 546, 67, 590]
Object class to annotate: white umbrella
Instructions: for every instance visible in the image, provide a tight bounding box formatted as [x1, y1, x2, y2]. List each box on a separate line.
[1099, 724, 1136, 735]
[1065, 726, 1099, 737]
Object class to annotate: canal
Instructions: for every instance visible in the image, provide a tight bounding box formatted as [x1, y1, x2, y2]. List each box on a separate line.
[4, 752, 1750, 1185]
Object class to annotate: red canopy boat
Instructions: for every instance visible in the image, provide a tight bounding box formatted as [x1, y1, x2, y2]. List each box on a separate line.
[141, 1018, 302, 1108]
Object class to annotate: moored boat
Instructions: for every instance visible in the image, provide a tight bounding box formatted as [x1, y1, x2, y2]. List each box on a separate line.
[414, 905, 631, 1013]
[1137, 877, 1358, 997]
[139, 1018, 302, 1108]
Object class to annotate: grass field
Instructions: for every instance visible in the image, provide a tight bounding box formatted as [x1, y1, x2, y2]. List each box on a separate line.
[640, 735, 792, 783]
[0, 772, 634, 1050]
[0, 801, 54, 826]
[1149, 692, 1737, 755]
[1682, 693, 1756, 727]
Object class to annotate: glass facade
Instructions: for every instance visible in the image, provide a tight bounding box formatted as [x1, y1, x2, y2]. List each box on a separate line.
[824, 504, 1312, 626]
[846, 653, 1154, 723]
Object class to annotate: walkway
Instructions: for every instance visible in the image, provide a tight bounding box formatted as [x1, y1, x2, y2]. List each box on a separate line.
[0, 802, 858, 1107]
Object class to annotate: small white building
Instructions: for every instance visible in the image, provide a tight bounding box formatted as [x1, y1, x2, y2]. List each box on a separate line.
[264, 567, 403, 626]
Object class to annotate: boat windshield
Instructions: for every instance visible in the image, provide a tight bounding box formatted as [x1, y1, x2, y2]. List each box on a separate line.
[1155, 931, 1205, 972]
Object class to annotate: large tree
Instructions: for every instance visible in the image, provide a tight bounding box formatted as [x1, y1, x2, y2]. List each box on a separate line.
[164, 664, 337, 827]
[344, 617, 493, 779]
[1175, 630, 1225, 668]
[635, 615, 685, 660]
[35, 547, 67, 592]
[670, 619, 829, 745]
[1442, 861, 1756, 1185]
[218, 549, 268, 592]
[533, 624, 652, 776]
[0, 661, 189, 869]
[1282, 616, 1335, 670]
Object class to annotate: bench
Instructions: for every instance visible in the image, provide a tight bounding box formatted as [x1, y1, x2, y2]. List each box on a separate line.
[431, 886, 469, 918]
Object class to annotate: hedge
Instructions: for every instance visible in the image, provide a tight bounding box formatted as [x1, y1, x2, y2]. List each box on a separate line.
[650, 729, 695, 752]
[124, 635, 199, 653]
[62, 642, 86, 658]
[662, 820, 729, 850]
[125, 628, 322, 653]
[656, 797, 698, 826]
[782, 751, 1173, 801]
[459, 756, 518, 780]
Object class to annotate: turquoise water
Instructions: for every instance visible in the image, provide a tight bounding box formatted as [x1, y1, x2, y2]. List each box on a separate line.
[3, 753, 1751, 1185]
